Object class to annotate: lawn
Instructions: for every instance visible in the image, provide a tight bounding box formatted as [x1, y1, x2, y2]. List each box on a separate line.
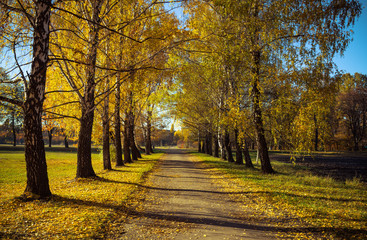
[0, 145, 164, 239]
[191, 151, 367, 240]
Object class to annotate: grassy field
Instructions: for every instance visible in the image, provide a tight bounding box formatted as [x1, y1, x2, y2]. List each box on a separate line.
[0, 146, 164, 239]
[191, 151, 367, 240]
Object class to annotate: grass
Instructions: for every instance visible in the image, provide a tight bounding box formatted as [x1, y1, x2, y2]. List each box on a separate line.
[0, 146, 164, 239]
[191, 151, 367, 240]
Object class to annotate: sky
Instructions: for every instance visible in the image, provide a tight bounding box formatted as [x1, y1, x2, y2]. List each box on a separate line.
[333, 2, 367, 75]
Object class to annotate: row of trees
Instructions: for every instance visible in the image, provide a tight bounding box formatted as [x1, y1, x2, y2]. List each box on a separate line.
[0, 0, 364, 199]
[172, 0, 364, 173]
[0, 0, 182, 199]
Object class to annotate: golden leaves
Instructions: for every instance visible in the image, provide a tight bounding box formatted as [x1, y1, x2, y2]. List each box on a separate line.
[0, 150, 164, 239]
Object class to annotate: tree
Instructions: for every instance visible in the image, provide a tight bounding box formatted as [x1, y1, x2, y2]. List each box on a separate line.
[338, 73, 367, 151]
[209, 0, 360, 173]
[0, 69, 23, 146]
[0, 0, 52, 199]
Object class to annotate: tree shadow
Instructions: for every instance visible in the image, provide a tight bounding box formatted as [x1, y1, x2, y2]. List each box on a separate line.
[51, 194, 123, 211]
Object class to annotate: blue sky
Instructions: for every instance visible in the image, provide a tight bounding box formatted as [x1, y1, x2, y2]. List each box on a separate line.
[333, 2, 367, 75]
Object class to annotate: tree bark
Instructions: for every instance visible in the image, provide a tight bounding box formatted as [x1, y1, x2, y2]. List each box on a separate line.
[197, 132, 201, 152]
[213, 133, 219, 157]
[205, 132, 213, 155]
[102, 80, 111, 170]
[251, 49, 274, 174]
[48, 128, 53, 148]
[201, 138, 206, 153]
[123, 119, 132, 163]
[219, 132, 227, 160]
[64, 135, 69, 148]
[224, 130, 234, 162]
[129, 113, 141, 160]
[234, 129, 243, 165]
[11, 113, 16, 146]
[76, 0, 104, 178]
[114, 75, 124, 166]
[145, 107, 152, 155]
[23, 0, 52, 199]
[314, 114, 319, 151]
[243, 141, 254, 168]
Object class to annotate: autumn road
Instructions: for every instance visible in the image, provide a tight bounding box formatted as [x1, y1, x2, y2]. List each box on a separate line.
[113, 149, 276, 239]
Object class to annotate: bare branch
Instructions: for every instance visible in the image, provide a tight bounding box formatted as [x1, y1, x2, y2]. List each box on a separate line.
[0, 95, 23, 107]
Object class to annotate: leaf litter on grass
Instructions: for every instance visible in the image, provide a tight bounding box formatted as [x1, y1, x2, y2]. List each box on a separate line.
[190, 153, 367, 240]
[0, 151, 164, 239]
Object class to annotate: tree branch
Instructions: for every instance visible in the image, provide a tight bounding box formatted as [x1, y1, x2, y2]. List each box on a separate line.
[0, 95, 23, 107]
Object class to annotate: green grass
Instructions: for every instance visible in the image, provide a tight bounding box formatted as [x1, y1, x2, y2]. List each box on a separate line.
[191, 152, 367, 240]
[0, 146, 164, 239]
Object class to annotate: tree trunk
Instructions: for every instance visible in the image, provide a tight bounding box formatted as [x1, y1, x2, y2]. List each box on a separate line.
[114, 76, 124, 166]
[145, 107, 152, 155]
[102, 80, 111, 170]
[197, 132, 201, 153]
[123, 119, 132, 163]
[48, 128, 53, 148]
[224, 130, 234, 162]
[219, 131, 226, 160]
[77, 108, 96, 178]
[314, 114, 318, 151]
[11, 113, 16, 146]
[353, 140, 359, 151]
[127, 111, 140, 160]
[23, 0, 52, 199]
[205, 132, 213, 155]
[243, 141, 254, 168]
[213, 133, 219, 157]
[64, 135, 69, 148]
[76, 0, 103, 178]
[201, 139, 206, 153]
[234, 129, 243, 165]
[251, 49, 274, 174]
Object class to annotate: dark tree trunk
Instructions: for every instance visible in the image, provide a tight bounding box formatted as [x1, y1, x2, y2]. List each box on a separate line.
[102, 81, 111, 170]
[251, 49, 274, 174]
[243, 141, 254, 168]
[64, 135, 69, 148]
[127, 111, 140, 160]
[123, 120, 132, 163]
[11, 114, 16, 146]
[48, 128, 53, 148]
[220, 133, 227, 160]
[76, 0, 103, 178]
[23, 0, 52, 199]
[213, 134, 219, 157]
[145, 110, 152, 155]
[224, 130, 234, 162]
[114, 77, 124, 166]
[234, 129, 243, 165]
[353, 140, 359, 151]
[314, 114, 319, 151]
[201, 139, 206, 153]
[197, 132, 201, 152]
[205, 132, 213, 155]
[77, 108, 96, 178]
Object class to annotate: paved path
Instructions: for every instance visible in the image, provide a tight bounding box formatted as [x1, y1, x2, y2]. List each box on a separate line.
[118, 149, 276, 239]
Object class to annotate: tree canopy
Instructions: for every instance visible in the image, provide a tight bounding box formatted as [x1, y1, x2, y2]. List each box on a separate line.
[0, 0, 365, 198]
